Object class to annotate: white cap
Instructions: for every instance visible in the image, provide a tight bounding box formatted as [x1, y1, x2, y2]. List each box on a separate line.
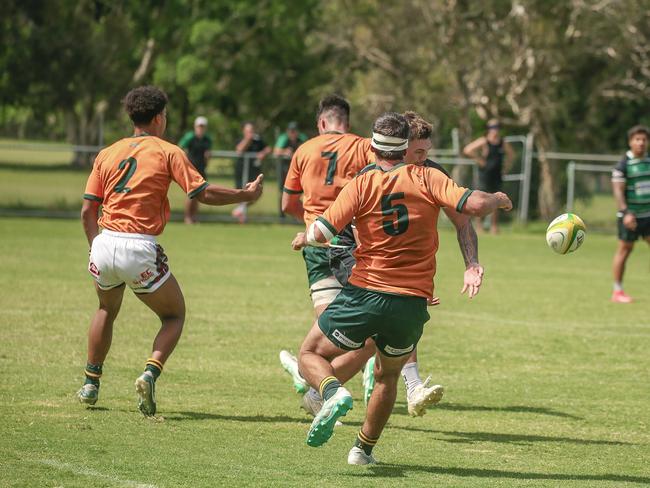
[194, 116, 208, 127]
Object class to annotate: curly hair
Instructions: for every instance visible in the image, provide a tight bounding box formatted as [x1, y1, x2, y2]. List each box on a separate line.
[403, 111, 432, 141]
[123, 86, 168, 125]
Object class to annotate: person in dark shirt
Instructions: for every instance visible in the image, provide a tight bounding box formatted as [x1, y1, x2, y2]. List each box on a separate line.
[233, 121, 271, 222]
[463, 119, 514, 234]
[179, 116, 212, 224]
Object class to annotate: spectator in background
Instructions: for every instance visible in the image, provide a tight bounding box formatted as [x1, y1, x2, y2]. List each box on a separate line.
[274, 121, 308, 158]
[463, 119, 514, 234]
[274, 121, 307, 216]
[233, 121, 271, 223]
[179, 116, 212, 224]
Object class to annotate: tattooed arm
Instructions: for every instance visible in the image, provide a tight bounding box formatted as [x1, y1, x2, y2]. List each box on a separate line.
[443, 207, 484, 298]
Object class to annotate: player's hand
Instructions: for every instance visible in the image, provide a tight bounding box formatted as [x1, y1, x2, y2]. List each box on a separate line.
[495, 192, 513, 211]
[292, 232, 307, 250]
[427, 296, 441, 306]
[623, 213, 637, 231]
[243, 174, 264, 202]
[461, 263, 484, 299]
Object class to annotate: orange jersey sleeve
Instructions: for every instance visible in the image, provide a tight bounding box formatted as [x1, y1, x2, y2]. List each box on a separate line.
[83, 154, 105, 202]
[424, 167, 473, 212]
[283, 151, 303, 194]
[168, 146, 209, 198]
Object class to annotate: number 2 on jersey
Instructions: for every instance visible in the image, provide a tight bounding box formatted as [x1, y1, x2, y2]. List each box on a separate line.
[321, 151, 338, 185]
[114, 157, 137, 193]
[381, 192, 409, 236]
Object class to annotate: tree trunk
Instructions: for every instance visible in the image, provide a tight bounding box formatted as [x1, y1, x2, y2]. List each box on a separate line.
[532, 118, 561, 220]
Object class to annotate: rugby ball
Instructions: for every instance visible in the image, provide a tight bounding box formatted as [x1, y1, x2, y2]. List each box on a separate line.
[546, 213, 586, 254]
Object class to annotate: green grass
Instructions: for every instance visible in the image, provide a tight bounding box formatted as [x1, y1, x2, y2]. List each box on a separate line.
[1, 218, 649, 487]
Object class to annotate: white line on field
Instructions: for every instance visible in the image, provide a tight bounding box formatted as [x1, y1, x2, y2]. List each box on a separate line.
[38, 458, 158, 488]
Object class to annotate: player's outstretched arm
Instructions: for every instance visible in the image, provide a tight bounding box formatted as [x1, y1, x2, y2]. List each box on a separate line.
[197, 174, 264, 206]
[463, 190, 512, 217]
[81, 199, 101, 246]
[444, 208, 484, 299]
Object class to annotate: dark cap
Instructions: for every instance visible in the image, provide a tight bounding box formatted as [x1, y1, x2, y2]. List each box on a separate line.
[287, 121, 298, 130]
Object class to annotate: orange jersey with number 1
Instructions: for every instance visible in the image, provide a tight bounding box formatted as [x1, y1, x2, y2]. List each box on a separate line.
[318, 163, 473, 299]
[283, 132, 374, 227]
[83, 135, 208, 235]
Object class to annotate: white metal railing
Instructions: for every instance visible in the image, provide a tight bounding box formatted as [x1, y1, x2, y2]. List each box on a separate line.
[566, 162, 613, 212]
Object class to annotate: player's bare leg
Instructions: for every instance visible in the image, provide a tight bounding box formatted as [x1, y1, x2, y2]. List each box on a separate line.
[612, 240, 634, 303]
[78, 283, 126, 405]
[349, 351, 410, 465]
[133, 274, 186, 416]
[299, 322, 353, 447]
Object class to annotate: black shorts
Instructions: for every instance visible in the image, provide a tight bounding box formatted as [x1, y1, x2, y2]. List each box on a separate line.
[618, 216, 650, 242]
[478, 177, 502, 194]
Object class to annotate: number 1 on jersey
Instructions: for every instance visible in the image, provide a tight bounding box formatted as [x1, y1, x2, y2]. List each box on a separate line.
[321, 151, 338, 185]
[114, 157, 137, 193]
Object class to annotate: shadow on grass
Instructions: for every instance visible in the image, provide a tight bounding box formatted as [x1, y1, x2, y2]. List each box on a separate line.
[165, 411, 311, 424]
[387, 428, 632, 446]
[162, 411, 629, 446]
[392, 401, 583, 420]
[345, 463, 650, 484]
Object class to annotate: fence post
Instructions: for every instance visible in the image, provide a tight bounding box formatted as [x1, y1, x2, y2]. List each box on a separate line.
[519, 133, 534, 223]
[242, 155, 251, 190]
[276, 156, 284, 217]
[566, 161, 576, 212]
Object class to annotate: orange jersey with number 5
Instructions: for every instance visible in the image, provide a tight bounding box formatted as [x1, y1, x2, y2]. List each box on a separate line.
[83, 135, 208, 235]
[318, 163, 473, 299]
[283, 132, 374, 227]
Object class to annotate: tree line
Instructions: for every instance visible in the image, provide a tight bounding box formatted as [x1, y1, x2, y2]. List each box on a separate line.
[1, 0, 649, 218]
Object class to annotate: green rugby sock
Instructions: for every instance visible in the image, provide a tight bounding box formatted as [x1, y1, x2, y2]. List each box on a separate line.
[355, 430, 378, 455]
[319, 376, 341, 401]
[145, 358, 163, 381]
[84, 362, 102, 387]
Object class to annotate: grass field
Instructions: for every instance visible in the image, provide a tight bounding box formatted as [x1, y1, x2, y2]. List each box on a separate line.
[1, 218, 649, 487]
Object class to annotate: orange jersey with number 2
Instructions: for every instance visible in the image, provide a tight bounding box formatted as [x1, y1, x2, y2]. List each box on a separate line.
[318, 163, 473, 299]
[283, 132, 374, 227]
[84, 135, 208, 235]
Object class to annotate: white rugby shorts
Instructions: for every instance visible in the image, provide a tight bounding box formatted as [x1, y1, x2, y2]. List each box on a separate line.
[310, 276, 344, 308]
[88, 230, 171, 293]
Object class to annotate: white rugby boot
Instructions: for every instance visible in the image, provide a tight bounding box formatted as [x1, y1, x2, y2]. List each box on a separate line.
[279, 350, 309, 394]
[348, 446, 377, 465]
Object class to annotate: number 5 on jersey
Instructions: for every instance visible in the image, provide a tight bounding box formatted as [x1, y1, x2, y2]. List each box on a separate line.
[381, 192, 409, 236]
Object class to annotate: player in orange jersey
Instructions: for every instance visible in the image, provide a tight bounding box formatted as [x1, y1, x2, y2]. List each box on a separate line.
[279, 95, 374, 392]
[291, 112, 511, 464]
[77, 86, 263, 416]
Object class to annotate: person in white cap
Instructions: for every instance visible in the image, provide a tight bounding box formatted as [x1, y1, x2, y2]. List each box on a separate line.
[179, 116, 213, 224]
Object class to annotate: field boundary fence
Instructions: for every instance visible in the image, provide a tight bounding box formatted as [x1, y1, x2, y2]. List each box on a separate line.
[0, 136, 625, 224]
